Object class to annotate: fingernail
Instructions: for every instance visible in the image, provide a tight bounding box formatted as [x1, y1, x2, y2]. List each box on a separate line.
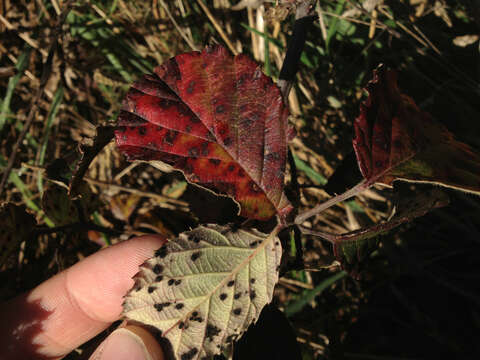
[93, 328, 152, 360]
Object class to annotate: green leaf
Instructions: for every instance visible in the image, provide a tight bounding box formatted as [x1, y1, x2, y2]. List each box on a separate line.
[333, 187, 449, 268]
[285, 271, 347, 317]
[123, 224, 282, 360]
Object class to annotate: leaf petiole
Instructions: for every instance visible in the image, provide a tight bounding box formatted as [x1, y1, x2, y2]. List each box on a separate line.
[294, 179, 369, 224]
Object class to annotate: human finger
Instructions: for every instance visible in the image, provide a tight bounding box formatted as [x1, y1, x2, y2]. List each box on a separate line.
[0, 235, 166, 360]
[88, 324, 165, 360]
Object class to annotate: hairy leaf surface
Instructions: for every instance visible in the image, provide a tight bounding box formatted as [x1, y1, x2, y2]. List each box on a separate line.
[122, 224, 282, 360]
[353, 65, 480, 194]
[115, 45, 292, 220]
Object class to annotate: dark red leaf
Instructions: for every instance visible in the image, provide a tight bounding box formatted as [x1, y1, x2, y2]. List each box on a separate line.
[353, 65, 480, 194]
[115, 45, 293, 220]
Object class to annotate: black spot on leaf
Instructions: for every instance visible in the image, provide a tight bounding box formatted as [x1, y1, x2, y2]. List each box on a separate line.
[158, 99, 172, 108]
[154, 302, 171, 312]
[234, 293, 241, 300]
[191, 252, 201, 261]
[176, 303, 184, 310]
[155, 246, 168, 258]
[227, 280, 235, 287]
[181, 348, 198, 360]
[168, 279, 175, 286]
[265, 152, 281, 162]
[189, 115, 201, 124]
[209, 158, 221, 166]
[153, 264, 163, 274]
[148, 286, 156, 293]
[223, 137, 232, 147]
[206, 324, 221, 341]
[187, 80, 195, 94]
[188, 233, 201, 243]
[155, 275, 163, 282]
[163, 130, 177, 146]
[190, 311, 203, 322]
[175, 279, 182, 286]
[220, 293, 227, 301]
[233, 308, 242, 315]
[250, 278, 256, 284]
[201, 142, 209, 156]
[188, 147, 199, 157]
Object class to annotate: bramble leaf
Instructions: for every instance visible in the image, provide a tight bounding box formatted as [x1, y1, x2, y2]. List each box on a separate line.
[353, 65, 480, 194]
[333, 187, 449, 273]
[115, 45, 292, 220]
[122, 224, 282, 360]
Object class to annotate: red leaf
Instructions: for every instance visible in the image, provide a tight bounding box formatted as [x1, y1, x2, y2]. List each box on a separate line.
[353, 65, 480, 194]
[115, 45, 293, 220]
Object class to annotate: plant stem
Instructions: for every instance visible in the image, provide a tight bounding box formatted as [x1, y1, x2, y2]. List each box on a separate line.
[298, 225, 337, 244]
[69, 126, 114, 196]
[294, 179, 368, 224]
[277, 0, 317, 100]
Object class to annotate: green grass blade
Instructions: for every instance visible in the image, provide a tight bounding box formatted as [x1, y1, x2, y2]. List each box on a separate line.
[0, 156, 54, 227]
[325, 0, 346, 53]
[264, 24, 271, 76]
[241, 23, 315, 69]
[103, 50, 133, 82]
[37, 86, 64, 192]
[0, 47, 32, 131]
[293, 154, 327, 185]
[38, 86, 63, 166]
[285, 270, 347, 317]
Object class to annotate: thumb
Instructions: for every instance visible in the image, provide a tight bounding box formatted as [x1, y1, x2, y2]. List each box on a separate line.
[89, 325, 165, 360]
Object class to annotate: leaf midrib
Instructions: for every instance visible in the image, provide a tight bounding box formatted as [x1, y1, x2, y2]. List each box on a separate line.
[162, 226, 280, 338]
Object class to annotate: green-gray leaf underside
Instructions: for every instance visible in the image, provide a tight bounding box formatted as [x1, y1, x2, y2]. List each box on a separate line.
[122, 224, 282, 360]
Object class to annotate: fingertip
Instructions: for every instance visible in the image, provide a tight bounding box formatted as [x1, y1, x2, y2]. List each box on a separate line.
[89, 325, 164, 360]
[8, 234, 169, 359]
